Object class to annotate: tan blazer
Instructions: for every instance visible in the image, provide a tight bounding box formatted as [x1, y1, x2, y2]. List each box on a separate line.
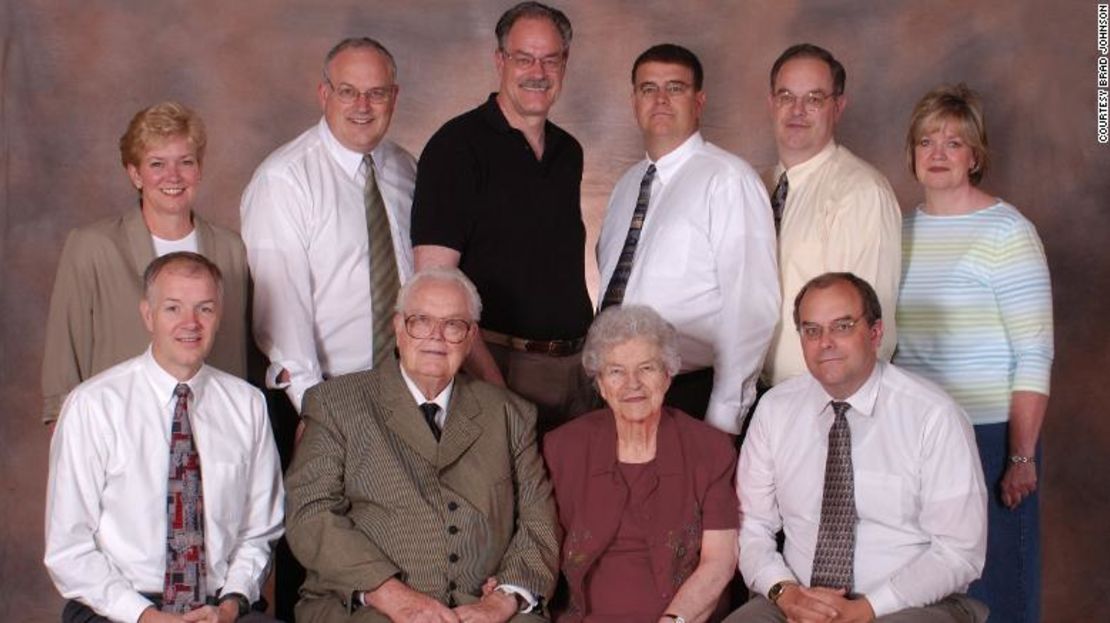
[41, 208, 249, 422]
[285, 361, 558, 622]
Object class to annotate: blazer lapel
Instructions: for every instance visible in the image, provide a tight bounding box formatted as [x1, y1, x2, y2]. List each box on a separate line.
[436, 376, 483, 470]
[377, 362, 439, 463]
[122, 208, 156, 277]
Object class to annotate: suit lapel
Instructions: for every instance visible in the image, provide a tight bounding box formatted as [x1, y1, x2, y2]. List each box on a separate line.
[437, 375, 483, 470]
[122, 208, 156, 277]
[377, 362, 439, 463]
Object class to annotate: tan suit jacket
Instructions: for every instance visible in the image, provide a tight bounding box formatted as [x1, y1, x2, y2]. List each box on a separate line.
[41, 208, 249, 422]
[285, 361, 558, 622]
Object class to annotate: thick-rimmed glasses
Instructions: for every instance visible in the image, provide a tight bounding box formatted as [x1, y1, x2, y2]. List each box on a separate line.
[403, 314, 473, 344]
[773, 89, 838, 113]
[500, 50, 566, 72]
[325, 78, 397, 104]
[799, 316, 864, 342]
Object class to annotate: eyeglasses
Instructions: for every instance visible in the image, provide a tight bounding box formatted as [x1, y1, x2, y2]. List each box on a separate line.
[403, 314, 473, 344]
[500, 50, 566, 72]
[773, 89, 838, 113]
[598, 360, 668, 385]
[799, 316, 865, 341]
[325, 78, 397, 104]
[636, 81, 694, 99]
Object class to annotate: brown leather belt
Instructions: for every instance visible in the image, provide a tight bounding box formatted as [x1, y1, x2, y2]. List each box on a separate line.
[481, 328, 585, 357]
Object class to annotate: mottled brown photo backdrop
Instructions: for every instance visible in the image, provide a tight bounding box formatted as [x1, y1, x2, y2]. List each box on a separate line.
[3, 1, 1107, 620]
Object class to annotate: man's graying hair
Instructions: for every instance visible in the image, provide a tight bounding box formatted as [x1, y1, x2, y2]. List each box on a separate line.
[495, 2, 573, 51]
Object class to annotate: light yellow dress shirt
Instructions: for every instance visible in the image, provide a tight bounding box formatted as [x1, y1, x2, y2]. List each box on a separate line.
[764, 141, 902, 385]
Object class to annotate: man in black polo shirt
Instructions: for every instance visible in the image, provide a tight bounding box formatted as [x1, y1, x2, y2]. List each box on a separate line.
[411, 1, 592, 432]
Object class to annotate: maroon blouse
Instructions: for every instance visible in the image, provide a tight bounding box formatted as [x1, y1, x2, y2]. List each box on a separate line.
[543, 407, 739, 622]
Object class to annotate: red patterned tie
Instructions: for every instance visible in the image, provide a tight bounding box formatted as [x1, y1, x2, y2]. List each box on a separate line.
[163, 383, 207, 612]
[811, 400, 857, 592]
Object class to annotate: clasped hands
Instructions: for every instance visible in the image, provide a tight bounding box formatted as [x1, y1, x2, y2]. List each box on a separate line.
[777, 584, 875, 623]
[366, 577, 519, 623]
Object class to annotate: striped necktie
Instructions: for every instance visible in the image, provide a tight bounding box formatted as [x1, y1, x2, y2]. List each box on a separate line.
[600, 164, 656, 310]
[364, 154, 400, 368]
[771, 171, 788, 233]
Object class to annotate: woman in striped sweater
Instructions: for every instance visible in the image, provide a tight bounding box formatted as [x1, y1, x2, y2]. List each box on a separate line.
[895, 84, 1053, 623]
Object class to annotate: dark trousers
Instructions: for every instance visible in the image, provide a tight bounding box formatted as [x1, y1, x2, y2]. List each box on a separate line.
[62, 599, 279, 623]
[664, 367, 714, 420]
[968, 422, 1041, 622]
[266, 388, 307, 623]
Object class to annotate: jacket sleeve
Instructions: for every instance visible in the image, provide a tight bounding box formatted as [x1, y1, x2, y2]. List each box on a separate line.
[495, 397, 560, 604]
[284, 385, 401, 595]
[41, 230, 95, 424]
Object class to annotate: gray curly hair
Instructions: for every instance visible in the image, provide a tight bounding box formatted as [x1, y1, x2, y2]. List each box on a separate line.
[582, 305, 681, 378]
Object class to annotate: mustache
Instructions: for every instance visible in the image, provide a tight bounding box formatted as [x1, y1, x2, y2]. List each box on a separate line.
[519, 78, 551, 90]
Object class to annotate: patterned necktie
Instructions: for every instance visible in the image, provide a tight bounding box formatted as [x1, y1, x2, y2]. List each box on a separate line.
[771, 171, 788, 233]
[420, 402, 441, 442]
[600, 164, 657, 310]
[163, 383, 207, 613]
[365, 154, 401, 369]
[811, 400, 857, 592]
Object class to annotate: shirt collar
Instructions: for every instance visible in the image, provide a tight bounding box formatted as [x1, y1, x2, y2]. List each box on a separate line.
[776, 139, 838, 187]
[317, 116, 379, 182]
[139, 346, 209, 409]
[480, 92, 561, 151]
[813, 359, 884, 419]
[649, 131, 704, 185]
[398, 365, 454, 419]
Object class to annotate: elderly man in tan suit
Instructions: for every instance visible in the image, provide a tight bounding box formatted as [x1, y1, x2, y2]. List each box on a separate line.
[285, 267, 558, 623]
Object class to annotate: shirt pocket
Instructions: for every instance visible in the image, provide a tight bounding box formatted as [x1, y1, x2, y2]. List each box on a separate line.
[202, 461, 248, 531]
[854, 469, 907, 526]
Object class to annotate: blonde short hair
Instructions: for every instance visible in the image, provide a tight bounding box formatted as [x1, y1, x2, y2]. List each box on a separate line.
[906, 84, 989, 186]
[119, 101, 206, 168]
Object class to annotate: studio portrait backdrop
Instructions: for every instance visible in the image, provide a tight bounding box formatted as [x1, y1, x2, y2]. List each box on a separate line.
[2, 1, 1107, 620]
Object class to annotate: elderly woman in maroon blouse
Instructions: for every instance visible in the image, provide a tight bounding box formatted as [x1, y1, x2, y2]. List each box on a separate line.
[543, 305, 739, 623]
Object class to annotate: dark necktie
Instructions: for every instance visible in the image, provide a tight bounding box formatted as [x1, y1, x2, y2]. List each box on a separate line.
[600, 164, 657, 310]
[420, 402, 441, 442]
[364, 154, 400, 369]
[163, 383, 207, 613]
[811, 400, 857, 592]
[771, 171, 788, 233]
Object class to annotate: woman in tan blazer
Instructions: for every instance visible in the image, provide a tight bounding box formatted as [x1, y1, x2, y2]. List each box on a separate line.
[41, 101, 249, 424]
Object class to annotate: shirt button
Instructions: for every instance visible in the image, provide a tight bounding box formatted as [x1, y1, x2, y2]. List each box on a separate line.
[449, 553, 459, 563]
[447, 501, 459, 511]
[448, 581, 457, 590]
[448, 525, 459, 535]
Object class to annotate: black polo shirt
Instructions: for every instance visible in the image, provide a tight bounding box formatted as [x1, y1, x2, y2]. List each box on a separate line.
[412, 93, 593, 340]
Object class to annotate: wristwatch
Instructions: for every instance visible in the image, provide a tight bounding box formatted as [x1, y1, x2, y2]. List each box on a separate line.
[662, 614, 687, 623]
[1009, 454, 1035, 464]
[218, 592, 251, 617]
[768, 581, 794, 604]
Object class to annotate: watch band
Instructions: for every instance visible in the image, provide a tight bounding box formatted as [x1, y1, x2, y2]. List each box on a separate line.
[218, 592, 251, 617]
[768, 580, 793, 604]
[662, 614, 686, 623]
[1009, 454, 1035, 464]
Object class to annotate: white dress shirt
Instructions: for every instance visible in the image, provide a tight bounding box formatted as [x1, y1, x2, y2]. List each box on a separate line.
[738, 361, 986, 617]
[44, 348, 284, 623]
[764, 141, 902, 385]
[399, 365, 454, 429]
[240, 118, 417, 411]
[598, 132, 780, 434]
